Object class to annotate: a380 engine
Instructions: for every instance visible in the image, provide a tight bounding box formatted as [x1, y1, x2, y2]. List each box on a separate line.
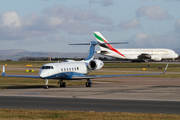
[151, 55, 162, 61]
[88, 59, 104, 70]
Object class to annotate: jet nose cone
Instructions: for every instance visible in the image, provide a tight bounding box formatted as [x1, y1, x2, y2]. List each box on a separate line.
[175, 53, 179, 58]
[39, 71, 47, 78]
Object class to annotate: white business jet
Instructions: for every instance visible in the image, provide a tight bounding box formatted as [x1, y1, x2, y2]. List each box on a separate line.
[94, 32, 178, 62]
[2, 41, 168, 89]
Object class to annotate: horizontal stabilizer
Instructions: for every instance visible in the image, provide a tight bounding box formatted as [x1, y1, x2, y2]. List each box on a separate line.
[69, 41, 128, 45]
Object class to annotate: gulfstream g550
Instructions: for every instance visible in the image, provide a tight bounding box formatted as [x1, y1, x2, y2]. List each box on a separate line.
[94, 31, 178, 62]
[2, 39, 168, 89]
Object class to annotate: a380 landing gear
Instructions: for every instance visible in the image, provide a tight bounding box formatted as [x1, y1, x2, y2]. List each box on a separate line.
[86, 79, 92, 87]
[57, 79, 66, 88]
[44, 79, 49, 89]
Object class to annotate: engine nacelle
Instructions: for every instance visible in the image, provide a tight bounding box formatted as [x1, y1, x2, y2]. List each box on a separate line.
[151, 55, 161, 61]
[88, 59, 104, 70]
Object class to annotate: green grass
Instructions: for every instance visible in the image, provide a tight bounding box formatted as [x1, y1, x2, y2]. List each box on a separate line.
[0, 109, 180, 120]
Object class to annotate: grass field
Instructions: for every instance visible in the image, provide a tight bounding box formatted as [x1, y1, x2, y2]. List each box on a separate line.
[0, 109, 180, 120]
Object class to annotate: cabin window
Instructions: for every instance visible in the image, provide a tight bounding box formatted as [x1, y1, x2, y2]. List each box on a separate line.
[74, 67, 76, 70]
[69, 68, 71, 71]
[72, 67, 73, 70]
[41, 66, 54, 69]
[77, 67, 79, 70]
[67, 68, 68, 71]
[61, 68, 63, 71]
[64, 68, 66, 71]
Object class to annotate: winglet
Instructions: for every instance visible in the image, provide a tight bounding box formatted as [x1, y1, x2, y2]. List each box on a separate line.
[163, 63, 168, 74]
[2, 65, 5, 76]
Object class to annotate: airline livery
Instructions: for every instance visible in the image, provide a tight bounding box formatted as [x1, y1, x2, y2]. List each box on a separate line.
[94, 32, 178, 62]
[2, 39, 168, 89]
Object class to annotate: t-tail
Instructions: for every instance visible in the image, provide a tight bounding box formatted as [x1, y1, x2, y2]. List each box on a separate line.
[69, 41, 98, 61]
[94, 31, 126, 58]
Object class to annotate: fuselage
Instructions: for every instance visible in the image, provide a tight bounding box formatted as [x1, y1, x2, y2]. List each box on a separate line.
[39, 61, 90, 79]
[39, 59, 104, 80]
[99, 48, 178, 60]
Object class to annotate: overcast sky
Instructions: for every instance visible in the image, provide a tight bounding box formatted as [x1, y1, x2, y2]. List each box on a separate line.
[0, 0, 180, 53]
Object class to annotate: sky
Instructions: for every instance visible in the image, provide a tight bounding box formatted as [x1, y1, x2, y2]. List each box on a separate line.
[0, 0, 180, 54]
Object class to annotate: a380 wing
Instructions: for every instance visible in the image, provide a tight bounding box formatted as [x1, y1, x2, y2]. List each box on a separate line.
[71, 63, 168, 79]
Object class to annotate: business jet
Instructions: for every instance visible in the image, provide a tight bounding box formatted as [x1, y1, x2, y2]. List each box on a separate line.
[94, 32, 178, 62]
[2, 41, 168, 89]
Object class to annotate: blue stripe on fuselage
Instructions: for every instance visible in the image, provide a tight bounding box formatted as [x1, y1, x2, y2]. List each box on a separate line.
[41, 72, 86, 80]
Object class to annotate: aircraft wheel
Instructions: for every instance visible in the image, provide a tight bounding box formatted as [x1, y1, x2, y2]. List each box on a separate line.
[63, 82, 66, 87]
[44, 85, 49, 89]
[60, 83, 63, 87]
[86, 82, 91, 87]
[86, 82, 89, 87]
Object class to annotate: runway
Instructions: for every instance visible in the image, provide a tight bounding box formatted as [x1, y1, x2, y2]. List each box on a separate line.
[0, 76, 180, 114]
[0, 96, 180, 114]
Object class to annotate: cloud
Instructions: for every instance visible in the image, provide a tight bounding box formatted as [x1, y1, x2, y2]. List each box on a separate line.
[136, 6, 170, 20]
[89, 0, 113, 7]
[100, 0, 113, 7]
[134, 32, 150, 40]
[0, 5, 113, 41]
[174, 18, 180, 32]
[129, 32, 179, 48]
[1, 11, 21, 28]
[119, 19, 141, 30]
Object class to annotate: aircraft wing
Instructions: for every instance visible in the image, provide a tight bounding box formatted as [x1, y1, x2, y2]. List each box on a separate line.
[2, 74, 40, 78]
[2, 65, 40, 78]
[138, 53, 151, 59]
[71, 63, 168, 79]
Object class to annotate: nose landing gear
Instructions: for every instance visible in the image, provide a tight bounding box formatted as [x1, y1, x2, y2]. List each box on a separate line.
[44, 79, 49, 89]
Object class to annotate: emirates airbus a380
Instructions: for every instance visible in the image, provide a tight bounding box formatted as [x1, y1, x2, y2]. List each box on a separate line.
[94, 32, 178, 62]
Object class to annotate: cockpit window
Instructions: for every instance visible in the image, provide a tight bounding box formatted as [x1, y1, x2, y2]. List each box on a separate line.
[41, 66, 54, 69]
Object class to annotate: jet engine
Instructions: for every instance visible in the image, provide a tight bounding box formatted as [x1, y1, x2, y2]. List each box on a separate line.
[88, 59, 104, 70]
[151, 55, 162, 61]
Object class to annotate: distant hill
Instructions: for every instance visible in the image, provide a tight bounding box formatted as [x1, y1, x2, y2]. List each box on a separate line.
[0, 48, 179, 61]
[0, 49, 104, 61]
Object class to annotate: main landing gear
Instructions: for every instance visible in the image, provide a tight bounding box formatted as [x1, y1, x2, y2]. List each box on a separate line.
[86, 79, 92, 87]
[57, 79, 66, 88]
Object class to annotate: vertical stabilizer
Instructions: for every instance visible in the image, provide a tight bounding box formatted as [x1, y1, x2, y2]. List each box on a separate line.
[94, 31, 110, 51]
[93, 31, 125, 58]
[85, 41, 97, 60]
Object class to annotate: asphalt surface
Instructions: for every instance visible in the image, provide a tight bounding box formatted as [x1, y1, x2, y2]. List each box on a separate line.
[0, 96, 180, 114]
